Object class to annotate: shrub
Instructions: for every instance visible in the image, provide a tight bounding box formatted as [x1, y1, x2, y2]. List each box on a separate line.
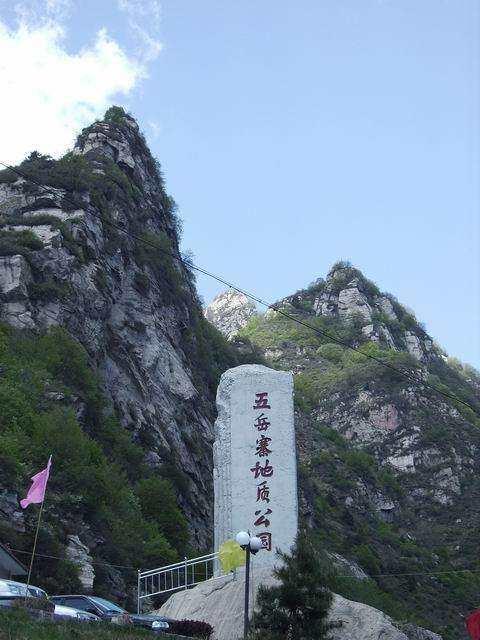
[169, 619, 214, 639]
[27, 281, 70, 302]
[93, 268, 108, 292]
[353, 544, 380, 575]
[104, 105, 129, 124]
[134, 231, 184, 303]
[0, 167, 19, 183]
[250, 533, 336, 640]
[0, 228, 43, 251]
[343, 450, 376, 479]
[135, 477, 189, 555]
[317, 342, 344, 363]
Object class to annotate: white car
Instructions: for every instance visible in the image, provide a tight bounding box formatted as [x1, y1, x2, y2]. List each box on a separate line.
[0, 579, 98, 623]
[0, 578, 47, 599]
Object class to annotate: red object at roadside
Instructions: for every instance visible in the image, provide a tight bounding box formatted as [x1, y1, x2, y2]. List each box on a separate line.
[466, 609, 480, 639]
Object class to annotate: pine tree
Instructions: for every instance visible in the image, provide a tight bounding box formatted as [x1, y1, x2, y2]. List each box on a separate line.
[249, 533, 336, 640]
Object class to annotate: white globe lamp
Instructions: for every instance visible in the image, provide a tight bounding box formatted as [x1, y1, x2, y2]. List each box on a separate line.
[249, 536, 263, 553]
[235, 531, 250, 548]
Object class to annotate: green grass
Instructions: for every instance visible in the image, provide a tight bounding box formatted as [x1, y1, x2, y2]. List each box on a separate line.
[0, 609, 188, 640]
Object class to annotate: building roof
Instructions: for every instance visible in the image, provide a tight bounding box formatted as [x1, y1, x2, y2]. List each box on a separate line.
[0, 542, 27, 577]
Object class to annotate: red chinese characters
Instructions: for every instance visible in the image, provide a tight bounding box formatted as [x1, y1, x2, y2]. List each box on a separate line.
[251, 391, 274, 550]
[255, 435, 272, 457]
[258, 532, 272, 551]
[253, 392, 271, 410]
[256, 481, 270, 503]
[254, 508, 272, 527]
[254, 414, 270, 431]
[250, 459, 273, 478]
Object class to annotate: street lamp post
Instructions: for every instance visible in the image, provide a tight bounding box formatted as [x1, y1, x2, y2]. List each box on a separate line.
[236, 531, 263, 639]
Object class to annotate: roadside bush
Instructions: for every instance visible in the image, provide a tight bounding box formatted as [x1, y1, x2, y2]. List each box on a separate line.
[169, 619, 214, 639]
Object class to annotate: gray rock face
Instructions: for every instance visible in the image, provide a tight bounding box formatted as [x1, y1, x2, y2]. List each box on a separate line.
[205, 290, 257, 339]
[337, 285, 372, 321]
[157, 567, 441, 640]
[405, 331, 425, 360]
[0, 492, 24, 533]
[0, 113, 226, 547]
[0, 255, 34, 328]
[66, 535, 95, 591]
[400, 624, 443, 640]
[0, 255, 32, 302]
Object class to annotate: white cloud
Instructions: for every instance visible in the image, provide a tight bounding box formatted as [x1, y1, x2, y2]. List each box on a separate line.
[13, 0, 73, 26]
[0, 19, 145, 164]
[148, 120, 161, 138]
[117, 0, 162, 63]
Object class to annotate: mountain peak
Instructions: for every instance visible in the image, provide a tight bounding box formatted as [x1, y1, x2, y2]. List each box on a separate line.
[73, 106, 156, 183]
[205, 290, 257, 339]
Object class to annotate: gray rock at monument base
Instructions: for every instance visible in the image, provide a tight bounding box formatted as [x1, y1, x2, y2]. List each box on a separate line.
[157, 567, 442, 640]
[214, 365, 297, 568]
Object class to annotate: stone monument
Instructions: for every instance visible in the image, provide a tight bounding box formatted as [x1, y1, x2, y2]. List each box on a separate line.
[213, 364, 298, 567]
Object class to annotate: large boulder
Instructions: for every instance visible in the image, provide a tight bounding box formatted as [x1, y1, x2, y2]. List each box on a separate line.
[157, 568, 441, 640]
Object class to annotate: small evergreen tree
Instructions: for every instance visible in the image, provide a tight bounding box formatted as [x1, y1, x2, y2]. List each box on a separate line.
[249, 533, 336, 640]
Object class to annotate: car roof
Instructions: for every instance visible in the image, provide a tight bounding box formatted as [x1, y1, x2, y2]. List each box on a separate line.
[0, 579, 46, 594]
[52, 594, 91, 599]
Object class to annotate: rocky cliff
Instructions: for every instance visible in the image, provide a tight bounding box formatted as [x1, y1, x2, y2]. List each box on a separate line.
[1, 107, 478, 638]
[204, 290, 257, 340]
[0, 107, 253, 599]
[206, 263, 480, 640]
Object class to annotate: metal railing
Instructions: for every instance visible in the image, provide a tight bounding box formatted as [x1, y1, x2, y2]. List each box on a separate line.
[137, 551, 223, 613]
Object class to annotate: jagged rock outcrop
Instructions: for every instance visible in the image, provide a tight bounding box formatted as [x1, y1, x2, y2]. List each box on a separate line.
[209, 263, 480, 638]
[0, 109, 238, 548]
[66, 535, 95, 591]
[205, 290, 257, 339]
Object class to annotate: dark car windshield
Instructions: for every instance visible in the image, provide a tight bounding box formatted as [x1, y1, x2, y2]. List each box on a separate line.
[89, 596, 126, 613]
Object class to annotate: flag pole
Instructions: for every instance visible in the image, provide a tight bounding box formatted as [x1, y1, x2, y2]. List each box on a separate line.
[24, 498, 45, 602]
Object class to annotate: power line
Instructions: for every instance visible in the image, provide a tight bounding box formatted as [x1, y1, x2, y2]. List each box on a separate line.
[1, 159, 479, 418]
[8, 547, 480, 580]
[7, 548, 136, 571]
[337, 567, 480, 579]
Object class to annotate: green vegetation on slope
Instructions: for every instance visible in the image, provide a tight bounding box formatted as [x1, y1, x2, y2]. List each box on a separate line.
[240, 304, 480, 639]
[0, 324, 188, 600]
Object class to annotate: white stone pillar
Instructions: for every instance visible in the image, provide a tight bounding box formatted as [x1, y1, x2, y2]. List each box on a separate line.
[213, 364, 298, 568]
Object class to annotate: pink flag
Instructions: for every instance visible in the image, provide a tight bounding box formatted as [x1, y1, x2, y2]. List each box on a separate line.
[20, 456, 52, 509]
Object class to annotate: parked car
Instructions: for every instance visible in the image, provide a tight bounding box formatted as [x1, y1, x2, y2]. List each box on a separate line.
[0, 578, 48, 599]
[50, 595, 131, 625]
[50, 595, 170, 632]
[0, 579, 98, 623]
[52, 603, 100, 623]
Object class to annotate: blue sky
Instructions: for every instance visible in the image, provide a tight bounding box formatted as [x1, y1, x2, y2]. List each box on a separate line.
[1, 1, 479, 366]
